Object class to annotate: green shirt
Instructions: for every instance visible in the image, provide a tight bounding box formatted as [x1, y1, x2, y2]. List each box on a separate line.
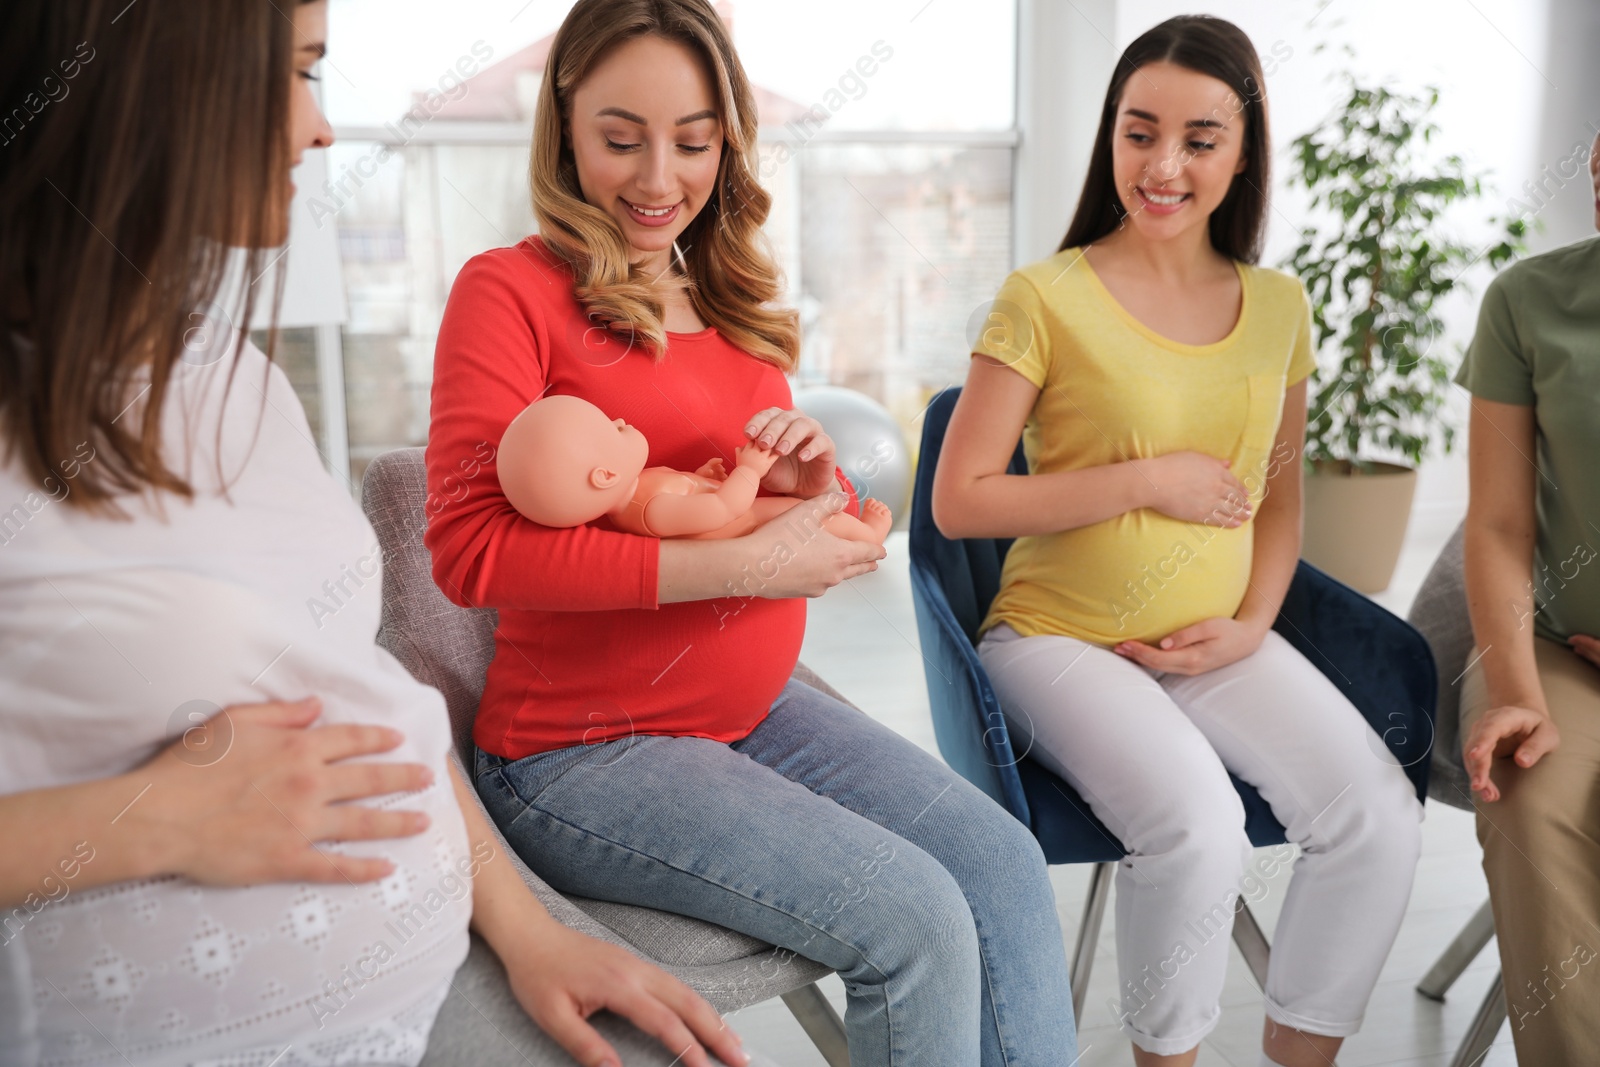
[1456, 234, 1600, 643]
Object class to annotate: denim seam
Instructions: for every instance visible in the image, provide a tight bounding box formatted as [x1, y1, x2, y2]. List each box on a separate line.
[487, 763, 894, 982]
[477, 744, 604, 807]
[971, 910, 1015, 1067]
[492, 779, 912, 1060]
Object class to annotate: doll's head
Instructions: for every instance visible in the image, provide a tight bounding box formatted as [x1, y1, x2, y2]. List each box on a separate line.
[497, 395, 650, 527]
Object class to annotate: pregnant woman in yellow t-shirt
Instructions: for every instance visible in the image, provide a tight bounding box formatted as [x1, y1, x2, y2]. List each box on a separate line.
[934, 17, 1421, 1067]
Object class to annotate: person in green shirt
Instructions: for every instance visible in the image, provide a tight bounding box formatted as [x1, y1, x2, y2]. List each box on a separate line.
[1458, 128, 1600, 1064]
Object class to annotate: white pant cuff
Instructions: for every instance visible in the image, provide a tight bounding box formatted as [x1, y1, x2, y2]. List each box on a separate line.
[1124, 1007, 1222, 1057]
[1263, 996, 1363, 1038]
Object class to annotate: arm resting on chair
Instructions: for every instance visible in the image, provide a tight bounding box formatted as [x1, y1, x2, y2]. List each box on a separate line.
[447, 763, 748, 1067]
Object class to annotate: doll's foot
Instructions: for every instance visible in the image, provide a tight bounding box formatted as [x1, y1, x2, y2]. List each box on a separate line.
[860, 498, 893, 541]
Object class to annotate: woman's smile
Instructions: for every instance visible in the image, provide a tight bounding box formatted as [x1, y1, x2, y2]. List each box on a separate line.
[621, 197, 682, 227]
[1134, 185, 1192, 214]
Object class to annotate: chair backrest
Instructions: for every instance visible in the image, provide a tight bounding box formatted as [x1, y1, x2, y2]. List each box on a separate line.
[908, 386, 1438, 833]
[361, 448, 498, 763]
[1406, 521, 1473, 807]
[910, 389, 1026, 640]
[908, 388, 1034, 821]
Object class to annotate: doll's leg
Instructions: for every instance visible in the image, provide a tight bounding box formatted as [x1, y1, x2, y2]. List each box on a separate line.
[741, 496, 892, 543]
[822, 498, 892, 544]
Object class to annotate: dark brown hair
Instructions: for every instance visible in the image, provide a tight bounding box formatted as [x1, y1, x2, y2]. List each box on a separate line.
[0, 0, 307, 509]
[1060, 15, 1270, 263]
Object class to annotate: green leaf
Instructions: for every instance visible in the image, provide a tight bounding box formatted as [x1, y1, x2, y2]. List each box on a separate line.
[1278, 69, 1529, 464]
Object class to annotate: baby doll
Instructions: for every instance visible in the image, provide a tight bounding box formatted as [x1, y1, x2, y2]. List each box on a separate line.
[496, 394, 892, 543]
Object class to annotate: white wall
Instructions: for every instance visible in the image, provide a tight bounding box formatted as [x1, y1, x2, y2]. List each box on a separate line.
[1013, 0, 1118, 266]
[1528, 0, 1600, 251]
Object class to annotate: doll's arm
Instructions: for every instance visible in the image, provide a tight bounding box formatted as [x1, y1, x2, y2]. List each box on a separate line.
[641, 444, 775, 537]
[693, 458, 728, 481]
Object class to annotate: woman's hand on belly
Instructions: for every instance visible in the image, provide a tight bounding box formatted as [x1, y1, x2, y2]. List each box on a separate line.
[134, 696, 433, 885]
[1138, 451, 1252, 526]
[1113, 615, 1268, 675]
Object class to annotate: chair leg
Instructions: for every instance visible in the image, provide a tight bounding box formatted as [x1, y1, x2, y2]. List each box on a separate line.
[1418, 899, 1496, 1001]
[1232, 903, 1271, 990]
[1070, 862, 1116, 1023]
[1449, 970, 1507, 1067]
[780, 982, 849, 1067]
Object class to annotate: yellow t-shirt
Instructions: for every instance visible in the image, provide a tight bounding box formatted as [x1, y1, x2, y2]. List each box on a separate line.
[976, 247, 1316, 646]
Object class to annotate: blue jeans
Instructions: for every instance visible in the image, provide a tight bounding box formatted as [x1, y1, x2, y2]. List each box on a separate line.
[475, 678, 1077, 1066]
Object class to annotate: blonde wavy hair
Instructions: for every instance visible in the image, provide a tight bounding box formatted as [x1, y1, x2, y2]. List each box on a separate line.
[530, 0, 799, 370]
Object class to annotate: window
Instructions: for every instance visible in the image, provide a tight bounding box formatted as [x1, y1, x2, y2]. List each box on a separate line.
[296, 0, 1018, 486]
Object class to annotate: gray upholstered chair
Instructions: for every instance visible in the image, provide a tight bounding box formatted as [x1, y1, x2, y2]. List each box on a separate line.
[1406, 521, 1506, 1067]
[362, 447, 848, 1067]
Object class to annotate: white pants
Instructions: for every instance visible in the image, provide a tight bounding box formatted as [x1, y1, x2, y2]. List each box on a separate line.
[977, 625, 1422, 1055]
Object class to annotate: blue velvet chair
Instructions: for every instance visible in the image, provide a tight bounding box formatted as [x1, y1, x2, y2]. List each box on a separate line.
[907, 386, 1437, 1019]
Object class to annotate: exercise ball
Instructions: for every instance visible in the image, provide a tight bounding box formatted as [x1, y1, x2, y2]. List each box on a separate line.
[793, 385, 912, 529]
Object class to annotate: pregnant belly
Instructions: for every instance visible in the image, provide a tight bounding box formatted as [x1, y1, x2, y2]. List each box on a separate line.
[4, 568, 476, 1061]
[991, 512, 1255, 646]
[26, 779, 473, 1064]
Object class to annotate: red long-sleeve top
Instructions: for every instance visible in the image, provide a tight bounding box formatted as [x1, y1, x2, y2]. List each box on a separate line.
[425, 237, 850, 758]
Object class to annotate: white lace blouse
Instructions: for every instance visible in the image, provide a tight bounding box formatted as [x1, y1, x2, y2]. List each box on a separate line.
[0, 338, 472, 1065]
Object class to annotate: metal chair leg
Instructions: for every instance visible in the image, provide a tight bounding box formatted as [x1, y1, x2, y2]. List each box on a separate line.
[1232, 902, 1271, 990]
[1418, 899, 1496, 1001]
[1449, 970, 1507, 1067]
[1069, 862, 1115, 1023]
[780, 981, 849, 1067]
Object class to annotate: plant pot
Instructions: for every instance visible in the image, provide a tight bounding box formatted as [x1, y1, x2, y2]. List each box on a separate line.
[1300, 460, 1418, 594]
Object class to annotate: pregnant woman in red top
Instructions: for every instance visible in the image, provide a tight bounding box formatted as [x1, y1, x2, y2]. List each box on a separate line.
[425, 1, 1076, 1063]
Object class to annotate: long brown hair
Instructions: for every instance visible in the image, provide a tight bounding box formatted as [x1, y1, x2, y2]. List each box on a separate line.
[0, 0, 305, 509]
[531, 0, 800, 370]
[1060, 15, 1270, 264]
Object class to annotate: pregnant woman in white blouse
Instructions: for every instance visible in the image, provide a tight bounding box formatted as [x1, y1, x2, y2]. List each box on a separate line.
[0, 4, 746, 1067]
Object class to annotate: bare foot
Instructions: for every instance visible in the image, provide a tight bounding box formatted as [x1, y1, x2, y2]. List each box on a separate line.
[860, 498, 893, 541]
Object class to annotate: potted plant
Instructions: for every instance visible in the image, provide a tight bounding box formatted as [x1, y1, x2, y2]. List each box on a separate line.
[1284, 78, 1526, 592]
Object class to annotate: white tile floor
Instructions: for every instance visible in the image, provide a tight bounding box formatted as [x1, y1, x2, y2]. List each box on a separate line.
[724, 505, 1523, 1065]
